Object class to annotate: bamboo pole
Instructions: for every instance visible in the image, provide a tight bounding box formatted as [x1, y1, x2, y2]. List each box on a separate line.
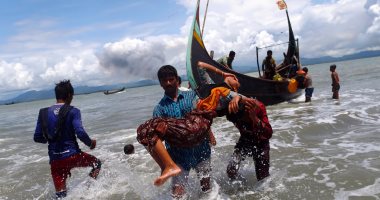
[201, 0, 210, 37]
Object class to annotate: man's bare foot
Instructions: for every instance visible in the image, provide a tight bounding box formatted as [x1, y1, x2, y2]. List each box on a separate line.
[154, 166, 181, 186]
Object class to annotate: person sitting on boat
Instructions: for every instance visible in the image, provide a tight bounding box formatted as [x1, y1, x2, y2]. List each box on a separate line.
[262, 50, 277, 80]
[276, 54, 299, 79]
[217, 50, 235, 70]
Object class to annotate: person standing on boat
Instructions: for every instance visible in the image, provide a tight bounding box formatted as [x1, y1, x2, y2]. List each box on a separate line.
[303, 67, 314, 102]
[330, 64, 340, 99]
[33, 80, 101, 198]
[226, 97, 273, 182]
[217, 50, 235, 70]
[262, 50, 277, 80]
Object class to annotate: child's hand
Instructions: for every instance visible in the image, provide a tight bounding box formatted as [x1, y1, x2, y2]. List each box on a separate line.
[228, 95, 241, 114]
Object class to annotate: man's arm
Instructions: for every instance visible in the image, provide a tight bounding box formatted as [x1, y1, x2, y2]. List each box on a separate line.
[34, 112, 47, 144]
[198, 61, 236, 79]
[273, 59, 277, 68]
[72, 109, 94, 148]
[303, 76, 309, 88]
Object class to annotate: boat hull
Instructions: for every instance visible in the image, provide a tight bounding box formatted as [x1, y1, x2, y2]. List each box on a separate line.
[189, 34, 302, 105]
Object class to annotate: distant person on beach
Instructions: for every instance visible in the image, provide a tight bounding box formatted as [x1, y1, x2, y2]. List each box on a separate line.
[226, 98, 273, 182]
[330, 64, 340, 99]
[33, 80, 101, 199]
[177, 76, 190, 91]
[217, 50, 235, 70]
[262, 50, 277, 80]
[303, 67, 314, 102]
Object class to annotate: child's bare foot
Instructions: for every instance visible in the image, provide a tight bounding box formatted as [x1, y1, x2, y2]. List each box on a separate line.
[154, 166, 181, 186]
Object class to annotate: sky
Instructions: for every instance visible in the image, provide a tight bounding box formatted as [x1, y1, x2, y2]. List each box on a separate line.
[0, 0, 379, 100]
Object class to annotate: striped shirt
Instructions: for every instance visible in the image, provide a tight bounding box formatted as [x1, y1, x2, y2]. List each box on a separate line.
[153, 90, 211, 171]
[153, 90, 196, 119]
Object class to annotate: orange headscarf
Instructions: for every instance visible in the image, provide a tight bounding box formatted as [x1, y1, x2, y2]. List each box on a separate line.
[197, 87, 231, 111]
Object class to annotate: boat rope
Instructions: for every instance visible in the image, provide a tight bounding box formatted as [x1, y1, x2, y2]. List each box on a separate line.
[256, 41, 294, 49]
[201, 0, 210, 38]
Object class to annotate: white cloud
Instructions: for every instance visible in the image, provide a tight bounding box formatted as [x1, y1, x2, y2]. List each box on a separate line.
[40, 50, 103, 85]
[367, 3, 380, 33]
[0, 60, 33, 90]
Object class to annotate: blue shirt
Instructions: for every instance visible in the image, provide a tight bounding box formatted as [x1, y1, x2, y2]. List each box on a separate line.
[34, 104, 92, 163]
[153, 90, 211, 171]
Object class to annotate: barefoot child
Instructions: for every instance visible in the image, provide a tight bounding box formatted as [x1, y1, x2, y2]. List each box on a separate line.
[137, 109, 216, 185]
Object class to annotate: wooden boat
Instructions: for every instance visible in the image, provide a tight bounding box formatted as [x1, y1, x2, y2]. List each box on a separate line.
[186, 0, 302, 105]
[104, 87, 125, 95]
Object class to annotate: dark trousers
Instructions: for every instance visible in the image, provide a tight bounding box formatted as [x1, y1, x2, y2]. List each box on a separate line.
[228, 136, 270, 181]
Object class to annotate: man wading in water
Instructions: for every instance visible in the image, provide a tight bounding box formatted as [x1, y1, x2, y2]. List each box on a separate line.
[138, 63, 272, 197]
[34, 80, 101, 198]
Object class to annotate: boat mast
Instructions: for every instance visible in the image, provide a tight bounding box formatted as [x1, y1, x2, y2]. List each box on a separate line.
[256, 47, 261, 77]
[283, 0, 298, 64]
[201, 0, 210, 38]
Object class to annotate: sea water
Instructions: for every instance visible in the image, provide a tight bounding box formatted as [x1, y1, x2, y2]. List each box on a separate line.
[0, 57, 380, 200]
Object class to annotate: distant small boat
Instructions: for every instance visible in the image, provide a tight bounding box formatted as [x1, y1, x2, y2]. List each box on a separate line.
[104, 87, 125, 95]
